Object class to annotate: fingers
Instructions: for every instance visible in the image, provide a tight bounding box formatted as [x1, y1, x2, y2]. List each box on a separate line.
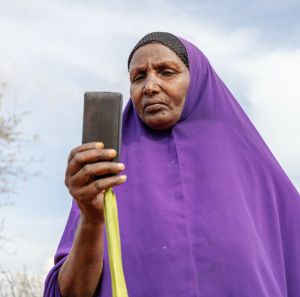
[65, 142, 127, 213]
[68, 142, 104, 164]
[67, 148, 117, 177]
[70, 162, 125, 186]
[69, 174, 127, 203]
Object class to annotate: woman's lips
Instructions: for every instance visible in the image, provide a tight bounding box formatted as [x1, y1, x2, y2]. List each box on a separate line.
[144, 102, 167, 113]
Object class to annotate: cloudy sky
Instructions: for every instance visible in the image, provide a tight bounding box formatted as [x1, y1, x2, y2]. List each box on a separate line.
[0, 0, 299, 280]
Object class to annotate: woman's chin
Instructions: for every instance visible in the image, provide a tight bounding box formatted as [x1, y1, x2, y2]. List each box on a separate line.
[143, 113, 177, 130]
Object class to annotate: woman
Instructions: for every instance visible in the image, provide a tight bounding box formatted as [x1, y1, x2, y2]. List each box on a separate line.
[44, 32, 300, 297]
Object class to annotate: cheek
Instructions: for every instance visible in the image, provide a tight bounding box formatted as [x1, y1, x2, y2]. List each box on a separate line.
[170, 83, 189, 110]
[174, 76, 190, 108]
[130, 85, 143, 113]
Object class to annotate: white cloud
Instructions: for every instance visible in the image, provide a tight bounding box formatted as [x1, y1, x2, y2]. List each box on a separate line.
[243, 50, 300, 186]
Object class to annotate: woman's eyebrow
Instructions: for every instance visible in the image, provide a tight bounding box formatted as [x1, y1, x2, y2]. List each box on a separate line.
[153, 60, 181, 68]
[129, 65, 147, 75]
[129, 60, 181, 75]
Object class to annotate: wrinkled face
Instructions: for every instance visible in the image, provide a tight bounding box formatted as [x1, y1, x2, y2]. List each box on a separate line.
[129, 43, 190, 130]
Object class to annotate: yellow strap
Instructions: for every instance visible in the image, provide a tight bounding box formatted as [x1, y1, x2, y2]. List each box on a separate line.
[104, 188, 129, 297]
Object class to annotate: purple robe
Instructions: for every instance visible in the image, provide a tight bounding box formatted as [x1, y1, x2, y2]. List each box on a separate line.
[44, 37, 300, 297]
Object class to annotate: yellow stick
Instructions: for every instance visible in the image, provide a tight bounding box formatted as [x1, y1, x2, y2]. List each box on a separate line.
[104, 188, 129, 297]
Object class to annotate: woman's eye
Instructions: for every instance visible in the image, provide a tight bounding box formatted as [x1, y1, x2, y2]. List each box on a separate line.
[161, 70, 175, 76]
[132, 73, 145, 82]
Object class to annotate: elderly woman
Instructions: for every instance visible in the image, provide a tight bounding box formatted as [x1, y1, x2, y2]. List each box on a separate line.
[44, 32, 300, 297]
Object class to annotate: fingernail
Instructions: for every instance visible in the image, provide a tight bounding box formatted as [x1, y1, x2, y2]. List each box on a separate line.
[118, 163, 125, 170]
[120, 175, 127, 181]
[108, 149, 117, 156]
[95, 142, 104, 149]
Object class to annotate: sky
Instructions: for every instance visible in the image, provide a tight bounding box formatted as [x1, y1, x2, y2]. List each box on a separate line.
[0, 0, 299, 281]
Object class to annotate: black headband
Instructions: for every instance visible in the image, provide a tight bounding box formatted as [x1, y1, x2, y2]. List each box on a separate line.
[127, 32, 189, 69]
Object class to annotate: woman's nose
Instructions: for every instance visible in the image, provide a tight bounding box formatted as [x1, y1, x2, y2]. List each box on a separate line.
[143, 73, 160, 96]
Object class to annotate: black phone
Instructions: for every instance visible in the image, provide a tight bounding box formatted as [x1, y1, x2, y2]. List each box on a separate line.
[82, 92, 123, 164]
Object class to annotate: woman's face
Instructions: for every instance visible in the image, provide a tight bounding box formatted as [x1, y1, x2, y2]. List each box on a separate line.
[129, 43, 190, 130]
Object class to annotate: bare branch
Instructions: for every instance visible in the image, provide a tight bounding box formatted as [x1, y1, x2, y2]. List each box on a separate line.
[0, 83, 40, 247]
[0, 266, 43, 297]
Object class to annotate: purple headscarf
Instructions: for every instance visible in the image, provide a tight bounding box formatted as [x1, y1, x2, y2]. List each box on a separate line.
[44, 36, 300, 297]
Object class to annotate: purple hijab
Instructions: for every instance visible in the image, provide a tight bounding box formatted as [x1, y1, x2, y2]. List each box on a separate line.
[44, 37, 300, 297]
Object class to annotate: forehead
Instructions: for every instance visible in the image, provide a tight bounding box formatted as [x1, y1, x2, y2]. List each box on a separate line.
[129, 43, 184, 71]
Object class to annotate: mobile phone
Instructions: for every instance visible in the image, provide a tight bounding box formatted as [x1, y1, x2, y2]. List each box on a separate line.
[82, 92, 123, 164]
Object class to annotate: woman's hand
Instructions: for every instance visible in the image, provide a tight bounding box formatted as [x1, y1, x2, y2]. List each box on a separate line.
[65, 142, 126, 225]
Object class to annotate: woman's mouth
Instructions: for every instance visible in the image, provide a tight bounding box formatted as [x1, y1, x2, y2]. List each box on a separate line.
[144, 102, 168, 113]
